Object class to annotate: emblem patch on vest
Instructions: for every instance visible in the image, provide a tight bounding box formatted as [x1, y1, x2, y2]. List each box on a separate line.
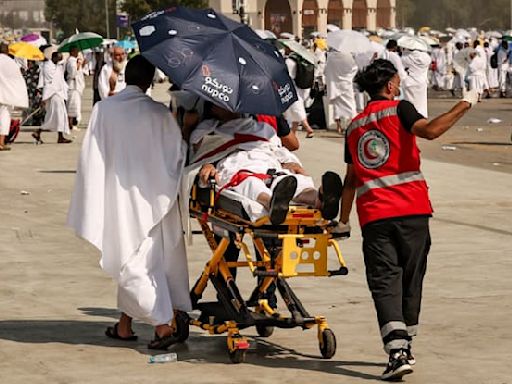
[357, 130, 390, 169]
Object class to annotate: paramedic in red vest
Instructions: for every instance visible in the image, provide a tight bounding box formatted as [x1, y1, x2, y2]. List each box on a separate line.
[338, 59, 478, 381]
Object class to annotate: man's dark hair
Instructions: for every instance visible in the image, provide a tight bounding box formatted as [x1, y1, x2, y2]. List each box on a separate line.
[125, 54, 155, 90]
[502, 40, 509, 50]
[484, 41, 489, 48]
[386, 39, 398, 50]
[455, 42, 463, 50]
[354, 59, 397, 97]
[473, 40, 480, 48]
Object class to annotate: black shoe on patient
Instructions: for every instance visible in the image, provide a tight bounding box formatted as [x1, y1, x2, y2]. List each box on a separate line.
[269, 176, 297, 225]
[319, 171, 343, 220]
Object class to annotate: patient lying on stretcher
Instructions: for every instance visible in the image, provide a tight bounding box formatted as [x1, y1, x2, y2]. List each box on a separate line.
[189, 104, 343, 225]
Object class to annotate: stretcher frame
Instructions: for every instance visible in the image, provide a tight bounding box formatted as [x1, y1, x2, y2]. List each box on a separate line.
[187, 180, 349, 363]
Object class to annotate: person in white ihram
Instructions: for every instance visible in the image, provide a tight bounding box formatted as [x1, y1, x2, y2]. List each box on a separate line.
[0, 43, 29, 151]
[66, 46, 86, 129]
[68, 55, 191, 350]
[401, 48, 431, 118]
[33, 51, 73, 144]
[98, 46, 127, 99]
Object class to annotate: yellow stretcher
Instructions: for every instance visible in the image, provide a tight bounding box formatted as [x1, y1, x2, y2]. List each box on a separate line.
[186, 179, 349, 363]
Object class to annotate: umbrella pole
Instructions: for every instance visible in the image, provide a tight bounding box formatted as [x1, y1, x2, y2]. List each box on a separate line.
[105, 0, 110, 39]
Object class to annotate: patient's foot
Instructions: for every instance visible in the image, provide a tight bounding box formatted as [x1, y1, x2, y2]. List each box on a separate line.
[319, 172, 343, 220]
[269, 176, 297, 225]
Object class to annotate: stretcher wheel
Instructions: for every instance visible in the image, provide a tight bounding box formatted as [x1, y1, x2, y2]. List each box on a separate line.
[228, 349, 247, 364]
[174, 311, 190, 342]
[255, 324, 274, 338]
[319, 329, 336, 359]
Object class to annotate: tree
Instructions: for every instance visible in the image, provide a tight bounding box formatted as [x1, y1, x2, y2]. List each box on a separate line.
[122, 0, 208, 22]
[45, 0, 117, 40]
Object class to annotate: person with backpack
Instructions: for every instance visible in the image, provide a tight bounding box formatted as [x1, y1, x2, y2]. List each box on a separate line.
[283, 46, 315, 138]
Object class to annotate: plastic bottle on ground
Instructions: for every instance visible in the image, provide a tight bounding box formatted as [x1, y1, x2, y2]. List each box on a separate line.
[148, 353, 178, 364]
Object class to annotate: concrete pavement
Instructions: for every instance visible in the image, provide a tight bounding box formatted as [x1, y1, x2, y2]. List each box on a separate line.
[0, 84, 511, 384]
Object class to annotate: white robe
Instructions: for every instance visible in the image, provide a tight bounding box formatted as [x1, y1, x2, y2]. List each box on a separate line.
[66, 56, 85, 120]
[67, 85, 191, 325]
[325, 51, 358, 122]
[402, 50, 431, 118]
[283, 57, 307, 122]
[468, 54, 488, 93]
[0, 53, 28, 136]
[485, 47, 499, 89]
[98, 63, 126, 100]
[431, 47, 447, 89]
[40, 60, 70, 134]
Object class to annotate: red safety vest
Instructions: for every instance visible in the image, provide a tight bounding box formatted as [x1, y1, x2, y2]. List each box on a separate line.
[346, 99, 432, 227]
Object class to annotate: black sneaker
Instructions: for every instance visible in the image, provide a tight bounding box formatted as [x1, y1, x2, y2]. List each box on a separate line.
[381, 350, 413, 381]
[269, 176, 297, 225]
[405, 346, 416, 365]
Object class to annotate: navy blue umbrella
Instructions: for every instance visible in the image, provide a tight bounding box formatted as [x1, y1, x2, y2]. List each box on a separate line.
[132, 7, 298, 115]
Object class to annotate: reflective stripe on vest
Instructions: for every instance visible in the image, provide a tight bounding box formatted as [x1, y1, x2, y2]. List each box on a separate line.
[346, 106, 398, 138]
[357, 171, 425, 197]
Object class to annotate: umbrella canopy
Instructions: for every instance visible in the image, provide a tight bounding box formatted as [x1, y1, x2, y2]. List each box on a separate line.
[419, 35, 440, 46]
[8, 42, 45, 61]
[327, 29, 373, 54]
[279, 32, 295, 40]
[58, 32, 103, 52]
[326, 24, 340, 32]
[116, 39, 137, 50]
[485, 31, 502, 39]
[21, 33, 47, 47]
[397, 35, 431, 52]
[278, 39, 315, 64]
[132, 7, 297, 116]
[253, 29, 277, 40]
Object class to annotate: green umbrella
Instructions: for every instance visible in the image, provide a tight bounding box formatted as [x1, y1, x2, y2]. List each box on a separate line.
[58, 32, 103, 52]
[278, 39, 316, 64]
[502, 35, 512, 42]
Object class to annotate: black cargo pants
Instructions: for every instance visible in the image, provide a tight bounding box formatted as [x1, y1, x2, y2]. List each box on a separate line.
[362, 215, 431, 353]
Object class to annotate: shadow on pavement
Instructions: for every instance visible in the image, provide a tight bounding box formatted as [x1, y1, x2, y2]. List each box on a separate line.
[38, 170, 77, 174]
[0, 319, 382, 379]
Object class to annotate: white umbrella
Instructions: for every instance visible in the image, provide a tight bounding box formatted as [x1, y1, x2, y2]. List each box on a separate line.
[253, 29, 277, 40]
[278, 39, 315, 64]
[327, 24, 340, 32]
[327, 29, 373, 54]
[485, 31, 502, 39]
[397, 35, 431, 52]
[279, 32, 295, 40]
[42, 44, 58, 60]
[446, 27, 457, 34]
[420, 35, 440, 46]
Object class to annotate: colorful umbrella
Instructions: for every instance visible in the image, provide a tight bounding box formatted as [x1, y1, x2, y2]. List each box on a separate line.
[8, 42, 45, 61]
[116, 39, 137, 50]
[133, 7, 298, 116]
[58, 32, 103, 52]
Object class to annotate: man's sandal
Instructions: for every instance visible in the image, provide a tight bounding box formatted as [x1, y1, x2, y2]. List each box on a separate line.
[105, 323, 138, 341]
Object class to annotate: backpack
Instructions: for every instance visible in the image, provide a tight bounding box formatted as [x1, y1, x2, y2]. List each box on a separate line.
[490, 52, 498, 69]
[290, 54, 314, 89]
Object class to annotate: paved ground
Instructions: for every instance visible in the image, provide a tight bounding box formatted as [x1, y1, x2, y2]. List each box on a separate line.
[0, 84, 511, 384]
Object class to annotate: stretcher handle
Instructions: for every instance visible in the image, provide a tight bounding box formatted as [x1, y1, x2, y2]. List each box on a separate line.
[328, 267, 349, 277]
[253, 270, 278, 277]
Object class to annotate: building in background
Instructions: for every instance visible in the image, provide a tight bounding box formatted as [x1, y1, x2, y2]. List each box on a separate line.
[0, 0, 51, 41]
[209, 0, 396, 38]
